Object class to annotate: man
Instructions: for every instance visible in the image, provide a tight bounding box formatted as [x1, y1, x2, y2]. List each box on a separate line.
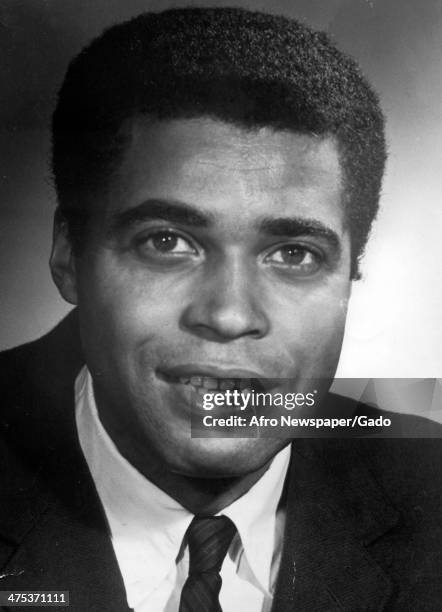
[0, 7, 441, 612]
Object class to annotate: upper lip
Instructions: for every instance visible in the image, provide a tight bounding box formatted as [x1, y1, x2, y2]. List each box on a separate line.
[159, 364, 278, 389]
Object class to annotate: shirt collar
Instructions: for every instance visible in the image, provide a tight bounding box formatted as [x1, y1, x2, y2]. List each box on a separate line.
[221, 444, 290, 594]
[75, 366, 291, 607]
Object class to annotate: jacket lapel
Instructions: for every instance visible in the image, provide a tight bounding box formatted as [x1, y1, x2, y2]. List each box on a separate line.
[272, 440, 399, 611]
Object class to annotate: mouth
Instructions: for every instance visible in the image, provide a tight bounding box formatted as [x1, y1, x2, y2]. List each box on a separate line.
[158, 365, 275, 395]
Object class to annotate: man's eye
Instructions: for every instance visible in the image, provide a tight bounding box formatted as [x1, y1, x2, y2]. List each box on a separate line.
[265, 245, 322, 275]
[135, 231, 197, 256]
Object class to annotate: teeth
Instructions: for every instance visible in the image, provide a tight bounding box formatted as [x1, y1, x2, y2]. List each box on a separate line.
[203, 377, 218, 390]
[177, 376, 253, 391]
[219, 379, 235, 391]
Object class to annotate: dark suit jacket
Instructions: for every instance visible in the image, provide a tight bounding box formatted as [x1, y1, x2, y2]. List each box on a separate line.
[1, 311, 441, 611]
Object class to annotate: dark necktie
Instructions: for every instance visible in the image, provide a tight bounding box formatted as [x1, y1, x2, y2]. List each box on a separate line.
[179, 515, 237, 612]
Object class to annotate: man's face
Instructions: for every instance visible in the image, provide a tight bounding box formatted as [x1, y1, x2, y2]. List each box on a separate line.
[56, 117, 351, 478]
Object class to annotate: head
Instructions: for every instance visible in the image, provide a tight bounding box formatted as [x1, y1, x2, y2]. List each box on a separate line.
[50, 7, 386, 479]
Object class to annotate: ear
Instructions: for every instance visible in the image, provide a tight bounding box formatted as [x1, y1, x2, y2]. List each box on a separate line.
[49, 209, 78, 305]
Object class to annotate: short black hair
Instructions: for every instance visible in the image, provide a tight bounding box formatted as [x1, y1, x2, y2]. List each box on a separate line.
[52, 6, 386, 278]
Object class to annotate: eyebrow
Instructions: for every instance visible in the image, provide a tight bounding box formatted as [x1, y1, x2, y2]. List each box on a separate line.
[108, 198, 342, 253]
[259, 217, 341, 253]
[108, 199, 213, 235]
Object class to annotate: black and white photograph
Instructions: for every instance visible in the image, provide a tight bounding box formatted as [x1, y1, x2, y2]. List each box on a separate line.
[1, 2, 441, 610]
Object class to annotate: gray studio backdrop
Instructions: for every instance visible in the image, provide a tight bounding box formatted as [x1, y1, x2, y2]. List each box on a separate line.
[1, 0, 441, 381]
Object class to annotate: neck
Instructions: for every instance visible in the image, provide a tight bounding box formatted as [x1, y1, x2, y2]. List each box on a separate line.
[138, 458, 271, 515]
[97, 407, 271, 515]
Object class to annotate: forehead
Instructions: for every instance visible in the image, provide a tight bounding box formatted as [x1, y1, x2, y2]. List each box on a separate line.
[108, 116, 344, 228]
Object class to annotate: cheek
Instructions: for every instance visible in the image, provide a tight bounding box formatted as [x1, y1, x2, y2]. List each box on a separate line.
[77, 260, 181, 339]
[275, 286, 349, 368]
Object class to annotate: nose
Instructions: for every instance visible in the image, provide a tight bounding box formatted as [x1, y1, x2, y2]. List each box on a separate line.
[180, 256, 270, 342]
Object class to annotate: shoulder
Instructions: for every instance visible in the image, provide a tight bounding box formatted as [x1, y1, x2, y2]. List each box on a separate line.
[0, 309, 83, 419]
[299, 392, 442, 509]
[0, 309, 82, 387]
[359, 431, 442, 511]
[0, 309, 84, 485]
[293, 400, 442, 560]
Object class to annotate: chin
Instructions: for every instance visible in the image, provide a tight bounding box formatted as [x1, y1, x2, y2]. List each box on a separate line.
[170, 437, 287, 478]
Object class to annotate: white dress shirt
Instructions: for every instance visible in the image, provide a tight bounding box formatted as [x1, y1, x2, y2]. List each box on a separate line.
[75, 366, 291, 612]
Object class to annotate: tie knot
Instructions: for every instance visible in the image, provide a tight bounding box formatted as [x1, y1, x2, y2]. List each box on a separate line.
[186, 516, 237, 575]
